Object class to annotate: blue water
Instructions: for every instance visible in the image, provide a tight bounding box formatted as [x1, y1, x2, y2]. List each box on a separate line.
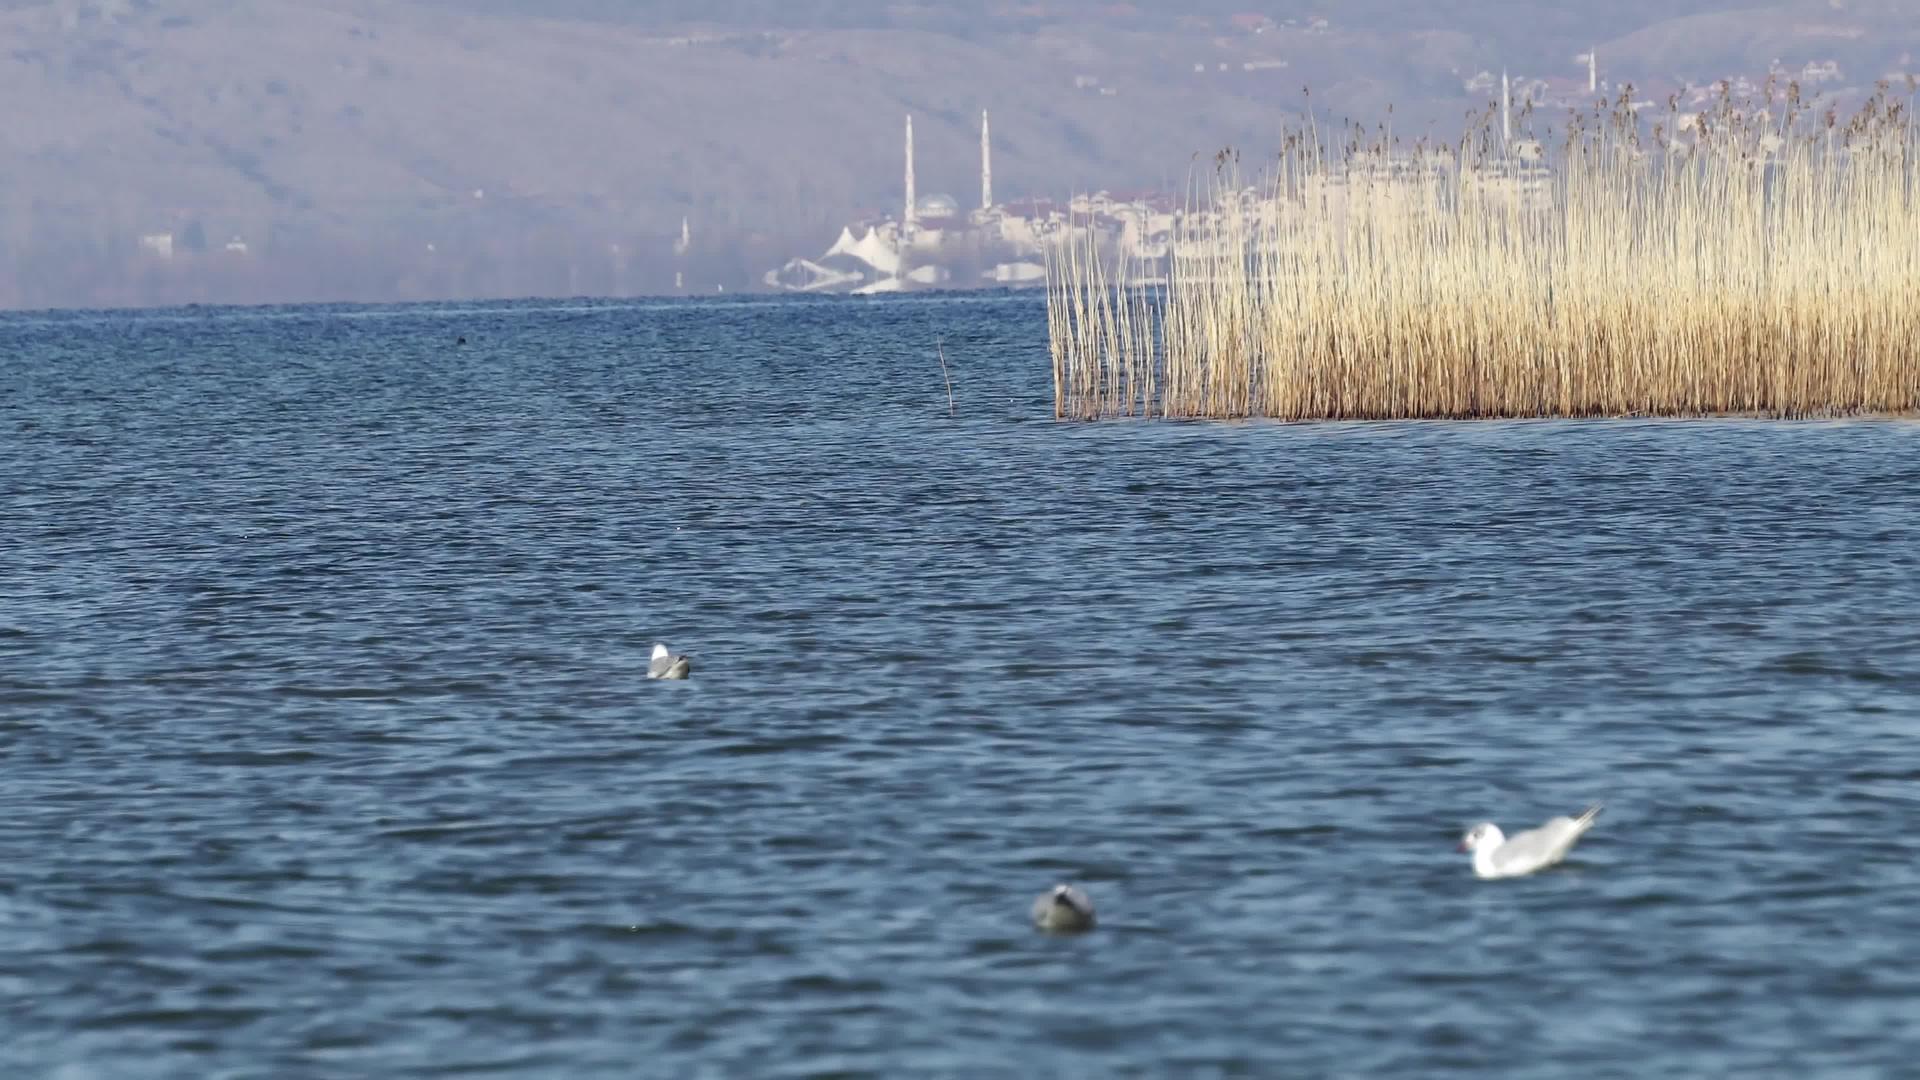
[3, 294, 1918, 1077]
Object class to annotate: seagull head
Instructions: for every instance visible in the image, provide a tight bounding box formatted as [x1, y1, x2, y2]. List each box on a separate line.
[1457, 822, 1504, 853]
[1051, 884, 1090, 915]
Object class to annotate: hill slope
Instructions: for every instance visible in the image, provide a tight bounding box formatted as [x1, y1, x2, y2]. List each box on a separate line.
[1, 0, 1914, 307]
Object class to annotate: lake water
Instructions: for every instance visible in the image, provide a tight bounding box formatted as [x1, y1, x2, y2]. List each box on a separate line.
[3, 293, 1918, 1077]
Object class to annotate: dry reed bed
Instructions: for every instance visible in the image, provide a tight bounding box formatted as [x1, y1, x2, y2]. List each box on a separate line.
[1046, 84, 1920, 420]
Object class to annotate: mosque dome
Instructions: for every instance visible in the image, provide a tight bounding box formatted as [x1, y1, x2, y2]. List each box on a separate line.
[915, 193, 960, 219]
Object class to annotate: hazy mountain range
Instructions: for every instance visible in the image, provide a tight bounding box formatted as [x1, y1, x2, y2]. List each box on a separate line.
[2, 0, 1916, 309]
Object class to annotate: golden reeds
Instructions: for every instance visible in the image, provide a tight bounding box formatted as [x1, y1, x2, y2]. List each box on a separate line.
[1047, 82, 1920, 420]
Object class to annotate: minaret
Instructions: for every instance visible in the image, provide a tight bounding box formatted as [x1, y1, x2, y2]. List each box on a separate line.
[904, 114, 917, 227]
[1501, 69, 1512, 143]
[980, 109, 992, 210]
[1588, 49, 1597, 94]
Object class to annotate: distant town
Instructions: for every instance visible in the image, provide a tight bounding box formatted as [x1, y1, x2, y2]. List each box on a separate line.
[758, 52, 1889, 297]
[3, 0, 1912, 310]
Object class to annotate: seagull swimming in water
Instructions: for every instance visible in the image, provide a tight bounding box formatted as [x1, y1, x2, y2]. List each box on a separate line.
[1458, 804, 1602, 879]
[1031, 883, 1096, 933]
[647, 642, 690, 680]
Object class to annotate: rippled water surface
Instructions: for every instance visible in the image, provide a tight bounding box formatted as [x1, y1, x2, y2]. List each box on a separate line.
[3, 294, 1919, 1077]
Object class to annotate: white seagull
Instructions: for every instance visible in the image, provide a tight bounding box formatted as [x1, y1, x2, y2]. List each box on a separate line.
[647, 642, 691, 680]
[1457, 804, 1602, 879]
[1031, 883, 1096, 933]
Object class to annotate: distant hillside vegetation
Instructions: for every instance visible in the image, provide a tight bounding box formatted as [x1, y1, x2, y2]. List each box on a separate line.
[0, 0, 1914, 307]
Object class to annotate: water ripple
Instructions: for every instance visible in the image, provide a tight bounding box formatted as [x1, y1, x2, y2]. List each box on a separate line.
[1, 296, 1917, 1077]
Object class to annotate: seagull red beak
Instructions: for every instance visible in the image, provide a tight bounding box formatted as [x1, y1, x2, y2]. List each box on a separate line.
[1455, 840, 1469, 852]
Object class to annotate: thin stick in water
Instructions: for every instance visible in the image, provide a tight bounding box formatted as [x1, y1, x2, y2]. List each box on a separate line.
[936, 337, 956, 417]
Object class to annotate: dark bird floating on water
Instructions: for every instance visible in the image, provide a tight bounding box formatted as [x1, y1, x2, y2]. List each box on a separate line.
[1031, 883, 1096, 933]
[648, 642, 691, 680]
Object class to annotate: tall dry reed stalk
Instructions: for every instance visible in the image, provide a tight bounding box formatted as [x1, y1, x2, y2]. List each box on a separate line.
[1047, 80, 1920, 420]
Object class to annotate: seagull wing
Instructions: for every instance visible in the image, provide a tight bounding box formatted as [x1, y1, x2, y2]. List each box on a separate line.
[1493, 806, 1600, 875]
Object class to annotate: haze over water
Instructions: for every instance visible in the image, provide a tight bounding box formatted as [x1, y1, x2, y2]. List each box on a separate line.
[3, 294, 1918, 1076]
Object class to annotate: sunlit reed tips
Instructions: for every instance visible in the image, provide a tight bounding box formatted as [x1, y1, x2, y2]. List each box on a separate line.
[1046, 84, 1920, 420]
